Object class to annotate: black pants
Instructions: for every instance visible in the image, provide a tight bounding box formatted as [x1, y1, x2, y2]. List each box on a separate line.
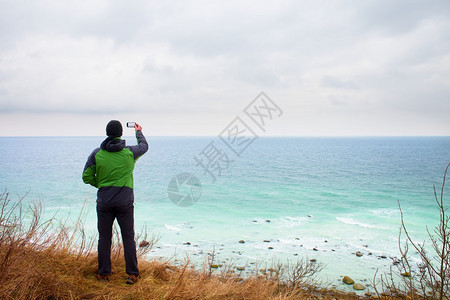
[97, 203, 139, 276]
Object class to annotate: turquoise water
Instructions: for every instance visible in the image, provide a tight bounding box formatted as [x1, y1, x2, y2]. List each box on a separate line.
[1, 136, 449, 290]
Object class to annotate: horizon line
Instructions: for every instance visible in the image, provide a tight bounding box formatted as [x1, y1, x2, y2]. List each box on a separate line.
[1, 135, 450, 138]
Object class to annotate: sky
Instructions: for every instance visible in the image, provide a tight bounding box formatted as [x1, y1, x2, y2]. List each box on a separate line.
[0, 0, 449, 136]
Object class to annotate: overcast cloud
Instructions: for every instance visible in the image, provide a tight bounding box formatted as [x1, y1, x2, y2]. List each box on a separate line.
[0, 0, 449, 136]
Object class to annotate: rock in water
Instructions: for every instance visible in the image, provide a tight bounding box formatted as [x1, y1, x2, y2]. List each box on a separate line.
[239, 240, 245, 244]
[353, 283, 365, 290]
[139, 240, 150, 248]
[401, 272, 411, 277]
[342, 276, 355, 285]
[236, 266, 245, 271]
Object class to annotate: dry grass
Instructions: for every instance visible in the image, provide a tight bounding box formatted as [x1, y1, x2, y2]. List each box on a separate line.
[0, 191, 367, 300]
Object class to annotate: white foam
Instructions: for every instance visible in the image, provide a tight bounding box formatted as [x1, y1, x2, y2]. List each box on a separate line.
[164, 224, 181, 232]
[370, 208, 399, 217]
[279, 216, 309, 227]
[336, 217, 387, 229]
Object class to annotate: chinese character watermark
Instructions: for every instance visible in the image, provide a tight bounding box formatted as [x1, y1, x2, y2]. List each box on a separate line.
[194, 141, 233, 182]
[219, 117, 258, 157]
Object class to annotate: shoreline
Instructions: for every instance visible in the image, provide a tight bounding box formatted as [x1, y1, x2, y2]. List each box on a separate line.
[150, 240, 400, 296]
[0, 193, 393, 299]
[145, 220, 408, 295]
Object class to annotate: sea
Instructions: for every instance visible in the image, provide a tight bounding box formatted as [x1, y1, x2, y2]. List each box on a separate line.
[1, 136, 449, 291]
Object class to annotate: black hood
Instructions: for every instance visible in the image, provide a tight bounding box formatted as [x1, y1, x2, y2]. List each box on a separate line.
[100, 137, 126, 152]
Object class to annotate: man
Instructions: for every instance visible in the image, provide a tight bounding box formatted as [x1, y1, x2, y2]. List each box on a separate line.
[82, 120, 148, 284]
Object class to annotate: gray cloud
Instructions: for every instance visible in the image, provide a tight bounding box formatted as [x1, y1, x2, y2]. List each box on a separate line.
[0, 0, 449, 135]
[350, 0, 450, 35]
[321, 76, 359, 89]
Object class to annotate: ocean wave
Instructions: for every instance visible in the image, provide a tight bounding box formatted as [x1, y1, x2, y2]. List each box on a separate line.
[164, 224, 182, 232]
[250, 216, 308, 227]
[336, 217, 387, 229]
[370, 208, 399, 217]
[281, 216, 309, 227]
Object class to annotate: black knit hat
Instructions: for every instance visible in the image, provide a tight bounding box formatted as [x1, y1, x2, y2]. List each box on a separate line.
[106, 120, 123, 137]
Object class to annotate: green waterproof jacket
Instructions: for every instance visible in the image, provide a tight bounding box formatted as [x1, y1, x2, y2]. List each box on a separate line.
[82, 130, 148, 206]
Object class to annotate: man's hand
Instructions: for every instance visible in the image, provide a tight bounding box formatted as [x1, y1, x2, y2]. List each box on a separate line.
[134, 123, 143, 131]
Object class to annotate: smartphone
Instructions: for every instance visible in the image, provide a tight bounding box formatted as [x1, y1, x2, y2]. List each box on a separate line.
[126, 122, 136, 128]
